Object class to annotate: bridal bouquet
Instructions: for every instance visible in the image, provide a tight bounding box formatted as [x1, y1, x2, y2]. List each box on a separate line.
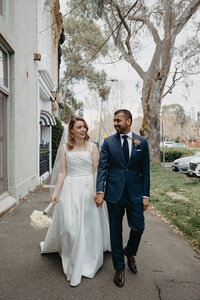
[30, 202, 53, 230]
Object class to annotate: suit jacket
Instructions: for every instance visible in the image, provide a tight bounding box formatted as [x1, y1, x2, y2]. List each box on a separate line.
[96, 132, 150, 204]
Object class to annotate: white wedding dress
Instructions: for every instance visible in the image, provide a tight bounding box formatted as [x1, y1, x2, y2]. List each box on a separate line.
[40, 143, 110, 286]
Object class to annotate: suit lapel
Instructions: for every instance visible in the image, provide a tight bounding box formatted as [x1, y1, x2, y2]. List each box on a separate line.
[111, 133, 126, 164]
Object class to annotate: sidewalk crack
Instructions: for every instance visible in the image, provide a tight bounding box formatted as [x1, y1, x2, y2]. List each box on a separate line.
[154, 282, 162, 300]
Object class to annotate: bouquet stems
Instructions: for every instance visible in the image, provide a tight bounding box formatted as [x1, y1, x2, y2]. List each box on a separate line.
[43, 202, 53, 215]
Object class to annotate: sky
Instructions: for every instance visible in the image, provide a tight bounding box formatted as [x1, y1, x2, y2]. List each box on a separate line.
[59, 0, 200, 127]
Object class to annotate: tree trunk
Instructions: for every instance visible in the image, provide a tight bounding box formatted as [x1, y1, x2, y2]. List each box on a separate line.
[140, 72, 165, 162]
[140, 39, 174, 162]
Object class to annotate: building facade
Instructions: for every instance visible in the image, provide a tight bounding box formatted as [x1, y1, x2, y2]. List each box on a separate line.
[0, 0, 63, 214]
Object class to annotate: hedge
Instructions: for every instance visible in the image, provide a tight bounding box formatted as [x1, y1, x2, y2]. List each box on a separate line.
[160, 148, 196, 162]
[52, 117, 64, 167]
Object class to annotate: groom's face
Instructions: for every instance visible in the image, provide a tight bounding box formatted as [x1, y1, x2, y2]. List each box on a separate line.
[113, 113, 131, 134]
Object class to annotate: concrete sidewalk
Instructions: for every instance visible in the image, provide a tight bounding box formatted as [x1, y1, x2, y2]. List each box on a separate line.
[0, 186, 200, 300]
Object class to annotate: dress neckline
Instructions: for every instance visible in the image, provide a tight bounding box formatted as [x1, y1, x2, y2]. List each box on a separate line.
[68, 150, 91, 153]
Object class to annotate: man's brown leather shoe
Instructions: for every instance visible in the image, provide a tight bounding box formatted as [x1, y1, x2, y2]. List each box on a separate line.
[114, 270, 125, 287]
[124, 247, 137, 273]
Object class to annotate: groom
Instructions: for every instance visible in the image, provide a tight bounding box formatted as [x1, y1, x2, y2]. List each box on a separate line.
[96, 109, 150, 287]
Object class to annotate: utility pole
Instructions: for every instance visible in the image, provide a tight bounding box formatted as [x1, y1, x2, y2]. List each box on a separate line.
[162, 121, 165, 166]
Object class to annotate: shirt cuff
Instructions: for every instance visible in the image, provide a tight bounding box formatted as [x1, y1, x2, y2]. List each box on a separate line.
[97, 191, 104, 194]
[143, 196, 149, 199]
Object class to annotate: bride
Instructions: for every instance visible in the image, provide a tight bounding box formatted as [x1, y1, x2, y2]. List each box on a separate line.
[40, 116, 110, 287]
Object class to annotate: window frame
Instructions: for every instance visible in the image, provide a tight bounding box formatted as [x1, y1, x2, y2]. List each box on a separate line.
[0, 0, 2, 16]
[0, 43, 9, 95]
[0, 42, 9, 195]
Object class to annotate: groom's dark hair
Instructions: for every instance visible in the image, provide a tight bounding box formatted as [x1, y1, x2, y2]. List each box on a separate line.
[114, 109, 132, 125]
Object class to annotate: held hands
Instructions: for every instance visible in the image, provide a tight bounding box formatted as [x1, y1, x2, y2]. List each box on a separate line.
[143, 197, 149, 211]
[94, 193, 104, 208]
[51, 194, 59, 206]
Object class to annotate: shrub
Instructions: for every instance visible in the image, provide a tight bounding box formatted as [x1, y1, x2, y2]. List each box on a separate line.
[52, 117, 64, 167]
[160, 148, 196, 162]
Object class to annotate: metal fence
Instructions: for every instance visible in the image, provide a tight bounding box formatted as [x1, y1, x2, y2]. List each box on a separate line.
[40, 142, 49, 176]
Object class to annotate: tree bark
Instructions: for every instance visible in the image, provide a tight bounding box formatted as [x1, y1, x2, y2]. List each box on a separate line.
[140, 75, 163, 162]
[140, 38, 174, 161]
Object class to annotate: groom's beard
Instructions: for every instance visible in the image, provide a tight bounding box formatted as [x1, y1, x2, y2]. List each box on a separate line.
[115, 126, 127, 134]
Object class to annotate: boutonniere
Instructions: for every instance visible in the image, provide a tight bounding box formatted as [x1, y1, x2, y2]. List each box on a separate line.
[132, 138, 141, 151]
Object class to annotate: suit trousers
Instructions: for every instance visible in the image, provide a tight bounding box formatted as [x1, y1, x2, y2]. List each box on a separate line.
[107, 185, 144, 271]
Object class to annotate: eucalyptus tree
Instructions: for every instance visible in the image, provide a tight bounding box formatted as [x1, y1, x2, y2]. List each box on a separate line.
[70, 0, 200, 161]
[61, 14, 110, 120]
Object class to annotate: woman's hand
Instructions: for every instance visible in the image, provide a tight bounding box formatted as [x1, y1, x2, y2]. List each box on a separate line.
[95, 193, 104, 208]
[51, 194, 59, 206]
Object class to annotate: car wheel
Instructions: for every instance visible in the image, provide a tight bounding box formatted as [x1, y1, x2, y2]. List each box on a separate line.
[186, 174, 194, 177]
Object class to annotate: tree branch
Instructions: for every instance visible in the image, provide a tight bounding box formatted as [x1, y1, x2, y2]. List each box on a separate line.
[115, 4, 132, 55]
[162, 67, 182, 98]
[163, 0, 175, 40]
[104, 10, 145, 79]
[162, 50, 199, 99]
[173, 0, 200, 36]
[128, 8, 161, 45]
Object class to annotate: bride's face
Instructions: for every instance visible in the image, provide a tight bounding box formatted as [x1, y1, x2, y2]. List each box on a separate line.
[71, 121, 87, 140]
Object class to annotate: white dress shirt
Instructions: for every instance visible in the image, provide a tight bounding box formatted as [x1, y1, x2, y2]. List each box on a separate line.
[120, 131, 132, 158]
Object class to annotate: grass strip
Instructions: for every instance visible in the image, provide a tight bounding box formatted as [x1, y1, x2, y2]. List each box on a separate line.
[150, 163, 200, 251]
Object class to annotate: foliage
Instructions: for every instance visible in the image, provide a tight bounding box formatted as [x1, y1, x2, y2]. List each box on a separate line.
[62, 16, 108, 88]
[52, 117, 64, 167]
[161, 104, 187, 127]
[61, 8, 110, 122]
[161, 104, 198, 141]
[61, 87, 83, 123]
[150, 163, 200, 250]
[160, 148, 196, 162]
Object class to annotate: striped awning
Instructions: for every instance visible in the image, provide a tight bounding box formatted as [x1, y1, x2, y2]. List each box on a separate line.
[40, 110, 56, 127]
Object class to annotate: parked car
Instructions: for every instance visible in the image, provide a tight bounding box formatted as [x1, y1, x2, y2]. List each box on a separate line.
[160, 141, 176, 148]
[174, 143, 186, 148]
[188, 155, 200, 177]
[172, 152, 200, 174]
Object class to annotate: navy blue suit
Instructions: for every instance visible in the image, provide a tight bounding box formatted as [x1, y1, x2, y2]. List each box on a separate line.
[96, 132, 150, 270]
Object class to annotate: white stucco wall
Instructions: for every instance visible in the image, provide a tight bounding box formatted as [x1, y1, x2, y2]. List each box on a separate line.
[1, 0, 38, 200]
[0, 0, 62, 205]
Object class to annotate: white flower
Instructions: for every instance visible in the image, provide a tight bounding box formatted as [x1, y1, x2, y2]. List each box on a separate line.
[30, 210, 52, 230]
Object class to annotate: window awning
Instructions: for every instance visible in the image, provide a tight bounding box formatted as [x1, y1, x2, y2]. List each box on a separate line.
[40, 110, 56, 127]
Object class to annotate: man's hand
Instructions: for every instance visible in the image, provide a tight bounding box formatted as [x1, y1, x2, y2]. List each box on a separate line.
[143, 197, 149, 211]
[95, 193, 104, 208]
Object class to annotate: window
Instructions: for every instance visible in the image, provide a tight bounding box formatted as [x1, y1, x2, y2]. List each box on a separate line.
[0, 45, 8, 88]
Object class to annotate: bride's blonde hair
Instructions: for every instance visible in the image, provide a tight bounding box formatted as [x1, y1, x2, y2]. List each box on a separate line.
[67, 116, 89, 150]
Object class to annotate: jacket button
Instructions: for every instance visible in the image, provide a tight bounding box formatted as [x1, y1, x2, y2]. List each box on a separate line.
[126, 168, 128, 171]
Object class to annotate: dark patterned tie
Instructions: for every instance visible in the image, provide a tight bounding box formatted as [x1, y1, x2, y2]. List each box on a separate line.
[122, 135, 129, 163]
